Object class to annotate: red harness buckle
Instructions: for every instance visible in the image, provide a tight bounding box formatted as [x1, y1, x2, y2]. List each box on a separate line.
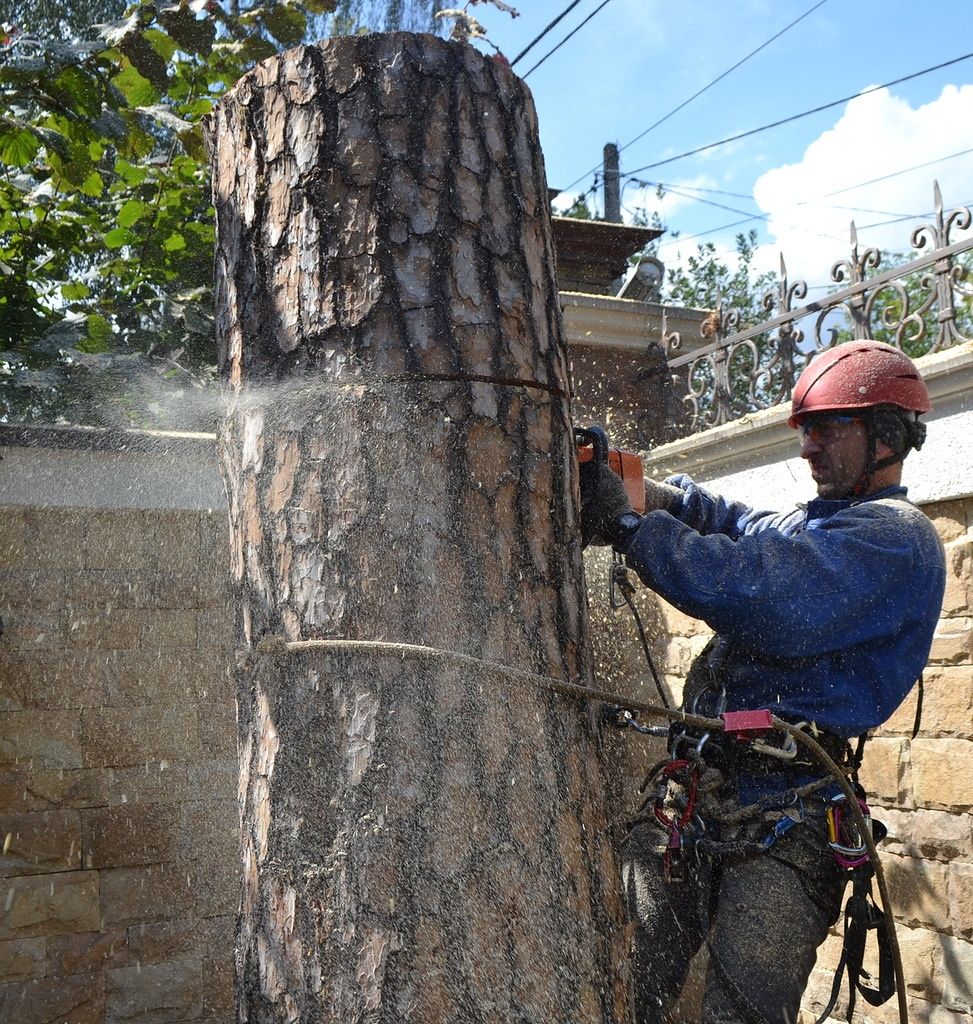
[720, 709, 775, 741]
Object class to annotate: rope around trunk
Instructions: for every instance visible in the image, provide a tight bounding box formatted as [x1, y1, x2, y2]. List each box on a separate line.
[254, 634, 908, 1024]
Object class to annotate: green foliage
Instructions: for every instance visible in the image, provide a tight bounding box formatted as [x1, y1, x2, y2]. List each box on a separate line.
[559, 194, 595, 221]
[662, 231, 776, 325]
[0, 0, 442, 428]
[627, 187, 777, 320]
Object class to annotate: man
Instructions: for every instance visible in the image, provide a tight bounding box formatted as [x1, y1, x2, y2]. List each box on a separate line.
[580, 340, 945, 1024]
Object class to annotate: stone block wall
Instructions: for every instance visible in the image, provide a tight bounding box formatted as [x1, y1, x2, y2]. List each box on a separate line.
[649, 496, 973, 1024]
[0, 505, 237, 1022]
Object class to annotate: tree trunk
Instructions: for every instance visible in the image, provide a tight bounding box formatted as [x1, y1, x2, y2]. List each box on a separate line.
[205, 33, 630, 1023]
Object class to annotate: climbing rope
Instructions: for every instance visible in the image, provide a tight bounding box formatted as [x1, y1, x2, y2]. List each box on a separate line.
[254, 633, 908, 1024]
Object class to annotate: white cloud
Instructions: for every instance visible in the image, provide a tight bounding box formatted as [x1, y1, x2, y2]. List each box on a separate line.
[752, 84, 973, 284]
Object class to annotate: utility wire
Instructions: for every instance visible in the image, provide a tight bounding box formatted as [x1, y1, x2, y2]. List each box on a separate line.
[559, 0, 830, 194]
[522, 0, 615, 79]
[646, 182, 847, 247]
[820, 146, 973, 198]
[652, 145, 973, 248]
[645, 182, 767, 222]
[658, 198, 973, 255]
[510, 0, 586, 67]
[636, 178, 924, 220]
[650, 181, 757, 201]
[658, 216, 760, 247]
[626, 50, 973, 176]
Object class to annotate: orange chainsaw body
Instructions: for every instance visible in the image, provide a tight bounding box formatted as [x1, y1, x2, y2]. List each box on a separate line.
[577, 444, 646, 514]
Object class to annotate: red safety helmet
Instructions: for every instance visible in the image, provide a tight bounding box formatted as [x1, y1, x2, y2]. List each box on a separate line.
[789, 340, 931, 427]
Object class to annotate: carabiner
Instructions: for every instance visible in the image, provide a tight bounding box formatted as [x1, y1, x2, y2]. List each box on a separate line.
[826, 794, 872, 868]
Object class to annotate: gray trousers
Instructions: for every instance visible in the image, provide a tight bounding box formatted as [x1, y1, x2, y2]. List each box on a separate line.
[622, 814, 846, 1024]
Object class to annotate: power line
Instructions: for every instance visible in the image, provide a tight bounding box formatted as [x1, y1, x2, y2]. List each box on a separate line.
[644, 183, 767, 222]
[658, 196, 973, 255]
[619, 3, 828, 159]
[650, 181, 758, 201]
[658, 216, 761, 248]
[626, 50, 973, 176]
[559, 0, 830, 194]
[522, 0, 615, 80]
[648, 183, 850, 248]
[820, 146, 973, 198]
[639, 179, 925, 221]
[651, 145, 973, 248]
[510, 0, 586, 67]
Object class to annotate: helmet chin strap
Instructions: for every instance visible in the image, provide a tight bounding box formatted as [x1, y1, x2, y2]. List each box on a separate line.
[850, 411, 910, 498]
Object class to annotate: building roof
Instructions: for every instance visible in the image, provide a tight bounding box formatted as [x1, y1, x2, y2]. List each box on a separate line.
[551, 216, 662, 295]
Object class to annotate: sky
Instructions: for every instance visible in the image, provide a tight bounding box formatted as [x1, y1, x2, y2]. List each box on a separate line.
[471, 0, 973, 292]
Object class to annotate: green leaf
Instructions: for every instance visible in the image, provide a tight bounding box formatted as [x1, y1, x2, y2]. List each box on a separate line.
[48, 148, 94, 190]
[83, 314, 112, 351]
[185, 98, 214, 118]
[104, 227, 135, 249]
[178, 125, 206, 162]
[112, 64, 160, 108]
[163, 232, 186, 251]
[116, 34, 170, 91]
[50, 66, 103, 119]
[61, 282, 91, 301]
[0, 124, 41, 167]
[158, 5, 216, 56]
[114, 159, 148, 186]
[80, 171, 104, 197]
[117, 119, 157, 160]
[171, 155, 202, 181]
[118, 199, 147, 228]
[238, 35, 278, 64]
[185, 222, 215, 243]
[145, 28, 177, 63]
[262, 3, 307, 46]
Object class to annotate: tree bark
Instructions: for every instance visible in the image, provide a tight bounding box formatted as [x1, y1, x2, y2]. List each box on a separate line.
[205, 33, 630, 1023]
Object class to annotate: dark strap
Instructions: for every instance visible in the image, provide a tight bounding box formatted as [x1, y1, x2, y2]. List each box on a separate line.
[850, 733, 867, 774]
[815, 869, 896, 1024]
[912, 672, 924, 740]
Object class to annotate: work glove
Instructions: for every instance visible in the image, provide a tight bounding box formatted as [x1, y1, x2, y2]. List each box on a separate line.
[644, 477, 685, 516]
[579, 462, 634, 548]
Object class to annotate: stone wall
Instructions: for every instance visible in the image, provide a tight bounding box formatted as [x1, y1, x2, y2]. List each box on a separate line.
[0, 502, 237, 1022]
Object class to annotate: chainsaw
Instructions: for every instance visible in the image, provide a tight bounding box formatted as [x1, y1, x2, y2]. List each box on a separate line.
[574, 424, 645, 514]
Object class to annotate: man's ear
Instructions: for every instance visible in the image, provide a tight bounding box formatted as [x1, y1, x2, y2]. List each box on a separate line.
[874, 438, 895, 461]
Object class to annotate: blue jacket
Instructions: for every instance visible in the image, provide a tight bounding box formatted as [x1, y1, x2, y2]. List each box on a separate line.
[621, 476, 946, 738]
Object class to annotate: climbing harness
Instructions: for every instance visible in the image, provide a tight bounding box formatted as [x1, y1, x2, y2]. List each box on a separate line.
[598, 608, 903, 1024]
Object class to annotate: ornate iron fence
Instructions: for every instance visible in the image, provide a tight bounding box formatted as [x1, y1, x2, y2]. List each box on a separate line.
[663, 182, 973, 434]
